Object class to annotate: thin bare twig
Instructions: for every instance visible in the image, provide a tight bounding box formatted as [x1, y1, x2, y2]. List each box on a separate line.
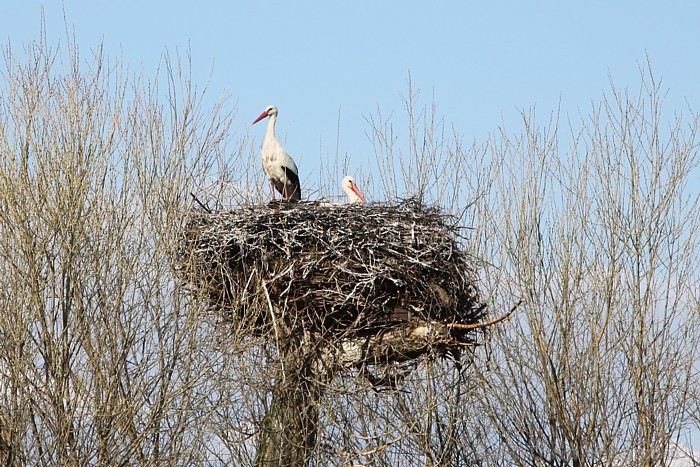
[448, 298, 522, 331]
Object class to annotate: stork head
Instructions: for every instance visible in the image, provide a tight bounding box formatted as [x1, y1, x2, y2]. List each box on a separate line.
[252, 105, 278, 124]
[342, 175, 367, 204]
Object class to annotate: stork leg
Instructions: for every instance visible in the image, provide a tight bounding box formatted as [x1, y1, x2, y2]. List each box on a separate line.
[270, 182, 276, 202]
[281, 167, 300, 201]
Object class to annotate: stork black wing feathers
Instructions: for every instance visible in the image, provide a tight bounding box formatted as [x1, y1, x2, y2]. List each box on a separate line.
[282, 165, 302, 202]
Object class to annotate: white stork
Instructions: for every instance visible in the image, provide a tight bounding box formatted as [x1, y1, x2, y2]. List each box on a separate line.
[341, 175, 367, 204]
[252, 105, 302, 202]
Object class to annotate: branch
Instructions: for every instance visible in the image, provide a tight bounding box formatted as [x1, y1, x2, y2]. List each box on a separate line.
[190, 192, 211, 212]
[335, 433, 408, 458]
[448, 298, 522, 331]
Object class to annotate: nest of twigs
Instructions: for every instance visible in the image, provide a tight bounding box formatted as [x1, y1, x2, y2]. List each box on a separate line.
[176, 199, 486, 346]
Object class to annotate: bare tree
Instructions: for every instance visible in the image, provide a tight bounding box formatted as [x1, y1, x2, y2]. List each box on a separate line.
[0, 33, 235, 465]
[463, 73, 700, 465]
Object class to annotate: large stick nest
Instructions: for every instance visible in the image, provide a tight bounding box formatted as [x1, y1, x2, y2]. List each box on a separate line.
[176, 199, 486, 348]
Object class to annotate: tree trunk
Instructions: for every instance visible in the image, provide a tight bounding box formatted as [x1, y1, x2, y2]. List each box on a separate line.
[254, 339, 327, 467]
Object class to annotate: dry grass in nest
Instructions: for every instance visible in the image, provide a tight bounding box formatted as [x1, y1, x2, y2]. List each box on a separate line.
[176, 199, 486, 347]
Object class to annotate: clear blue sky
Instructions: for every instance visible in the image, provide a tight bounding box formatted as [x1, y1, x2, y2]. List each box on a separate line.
[3, 1, 700, 185]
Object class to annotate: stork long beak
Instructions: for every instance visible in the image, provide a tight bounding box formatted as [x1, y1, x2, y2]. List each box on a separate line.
[352, 185, 367, 204]
[252, 111, 268, 125]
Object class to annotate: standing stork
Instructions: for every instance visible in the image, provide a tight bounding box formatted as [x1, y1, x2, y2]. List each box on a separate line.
[252, 105, 302, 202]
[341, 175, 367, 204]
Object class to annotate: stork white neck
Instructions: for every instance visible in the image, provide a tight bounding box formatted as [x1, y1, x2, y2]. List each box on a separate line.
[261, 111, 282, 163]
[264, 111, 277, 142]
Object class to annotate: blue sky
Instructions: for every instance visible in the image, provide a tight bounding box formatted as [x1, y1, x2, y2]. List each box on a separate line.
[4, 1, 700, 189]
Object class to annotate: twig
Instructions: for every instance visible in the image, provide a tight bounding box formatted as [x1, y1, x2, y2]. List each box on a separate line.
[190, 192, 211, 213]
[335, 433, 408, 458]
[448, 298, 522, 331]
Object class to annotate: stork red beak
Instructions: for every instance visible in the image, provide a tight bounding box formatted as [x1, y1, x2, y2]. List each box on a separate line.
[252, 111, 268, 125]
[352, 185, 367, 204]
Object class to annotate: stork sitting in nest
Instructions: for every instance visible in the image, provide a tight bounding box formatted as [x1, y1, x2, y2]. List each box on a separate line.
[342, 175, 366, 204]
